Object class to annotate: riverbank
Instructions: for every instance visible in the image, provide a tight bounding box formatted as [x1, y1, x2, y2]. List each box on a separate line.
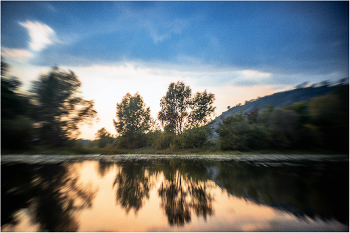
[1, 153, 348, 164]
[2, 144, 347, 156]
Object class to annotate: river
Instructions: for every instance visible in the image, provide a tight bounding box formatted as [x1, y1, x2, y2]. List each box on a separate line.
[1, 154, 348, 231]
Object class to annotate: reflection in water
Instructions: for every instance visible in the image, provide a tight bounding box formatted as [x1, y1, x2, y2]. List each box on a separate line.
[216, 160, 349, 225]
[113, 160, 151, 214]
[157, 159, 214, 226]
[2, 163, 97, 231]
[1, 158, 348, 231]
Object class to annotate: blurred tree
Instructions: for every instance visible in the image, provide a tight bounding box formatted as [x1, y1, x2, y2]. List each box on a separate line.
[266, 108, 299, 148]
[113, 92, 151, 148]
[158, 81, 192, 134]
[1, 58, 35, 149]
[95, 127, 114, 148]
[189, 90, 216, 127]
[30, 67, 98, 146]
[309, 92, 349, 151]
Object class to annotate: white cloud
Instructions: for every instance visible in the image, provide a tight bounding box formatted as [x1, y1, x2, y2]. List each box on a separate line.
[1, 47, 33, 62]
[233, 69, 272, 85]
[19, 20, 59, 51]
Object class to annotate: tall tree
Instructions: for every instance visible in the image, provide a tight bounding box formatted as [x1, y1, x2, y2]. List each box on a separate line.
[158, 81, 192, 135]
[30, 67, 97, 146]
[113, 92, 151, 148]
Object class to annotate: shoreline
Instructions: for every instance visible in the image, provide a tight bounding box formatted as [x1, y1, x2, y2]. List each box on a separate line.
[1, 154, 348, 164]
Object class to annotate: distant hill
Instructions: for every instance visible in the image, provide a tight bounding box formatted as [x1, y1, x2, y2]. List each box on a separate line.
[208, 79, 349, 139]
[76, 139, 93, 145]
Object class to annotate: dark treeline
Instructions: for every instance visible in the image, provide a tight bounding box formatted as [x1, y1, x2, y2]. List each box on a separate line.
[2, 60, 98, 151]
[1, 58, 349, 154]
[215, 83, 349, 153]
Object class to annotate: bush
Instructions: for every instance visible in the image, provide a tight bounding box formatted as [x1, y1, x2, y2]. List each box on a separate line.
[266, 108, 299, 148]
[217, 120, 251, 151]
[217, 113, 270, 151]
[1, 116, 34, 149]
[179, 126, 210, 149]
[116, 131, 148, 149]
[154, 131, 175, 150]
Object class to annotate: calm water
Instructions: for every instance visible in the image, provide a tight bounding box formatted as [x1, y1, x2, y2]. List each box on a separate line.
[1, 156, 349, 231]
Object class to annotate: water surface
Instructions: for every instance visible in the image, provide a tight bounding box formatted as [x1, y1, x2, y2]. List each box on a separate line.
[1, 155, 348, 231]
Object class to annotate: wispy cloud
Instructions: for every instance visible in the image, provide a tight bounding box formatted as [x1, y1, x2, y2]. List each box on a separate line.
[19, 20, 59, 51]
[147, 18, 189, 43]
[1, 47, 33, 62]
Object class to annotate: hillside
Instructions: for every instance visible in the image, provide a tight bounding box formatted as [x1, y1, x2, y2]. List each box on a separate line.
[208, 80, 349, 139]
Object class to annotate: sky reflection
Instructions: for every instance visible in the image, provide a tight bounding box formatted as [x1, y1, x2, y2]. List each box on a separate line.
[1, 159, 348, 232]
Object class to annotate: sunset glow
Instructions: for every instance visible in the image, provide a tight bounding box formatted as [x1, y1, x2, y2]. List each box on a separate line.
[2, 1, 348, 139]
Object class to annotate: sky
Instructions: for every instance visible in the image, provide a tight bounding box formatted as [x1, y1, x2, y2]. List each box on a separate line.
[1, 1, 349, 140]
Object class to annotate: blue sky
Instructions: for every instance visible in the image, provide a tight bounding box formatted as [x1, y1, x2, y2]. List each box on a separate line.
[1, 1, 349, 139]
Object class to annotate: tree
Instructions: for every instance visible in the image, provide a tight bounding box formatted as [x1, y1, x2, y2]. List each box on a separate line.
[95, 127, 114, 148]
[158, 81, 192, 135]
[189, 90, 216, 127]
[1, 58, 35, 149]
[30, 67, 98, 146]
[158, 81, 215, 134]
[113, 92, 151, 148]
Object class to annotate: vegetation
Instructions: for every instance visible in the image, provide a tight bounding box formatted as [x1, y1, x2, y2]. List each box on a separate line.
[1, 58, 348, 155]
[1, 58, 36, 150]
[216, 84, 349, 153]
[158, 81, 216, 134]
[30, 67, 98, 146]
[113, 92, 151, 149]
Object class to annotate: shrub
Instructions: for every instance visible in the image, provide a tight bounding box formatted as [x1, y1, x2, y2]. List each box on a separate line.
[116, 131, 148, 149]
[1, 116, 34, 149]
[154, 131, 175, 150]
[179, 126, 210, 149]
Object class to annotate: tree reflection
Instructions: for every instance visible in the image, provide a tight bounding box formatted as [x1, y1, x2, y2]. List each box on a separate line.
[97, 161, 114, 178]
[158, 171, 191, 225]
[113, 160, 151, 214]
[189, 182, 213, 220]
[1, 163, 97, 232]
[157, 159, 214, 226]
[216, 160, 349, 225]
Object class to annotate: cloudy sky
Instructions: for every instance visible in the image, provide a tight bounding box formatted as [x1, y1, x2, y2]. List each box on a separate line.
[1, 1, 349, 139]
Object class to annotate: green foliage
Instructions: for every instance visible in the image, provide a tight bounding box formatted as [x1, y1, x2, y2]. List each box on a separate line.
[116, 131, 149, 149]
[218, 109, 298, 150]
[217, 116, 252, 151]
[30, 67, 98, 146]
[216, 84, 349, 153]
[113, 92, 151, 149]
[174, 126, 210, 149]
[154, 131, 176, 150]
[147, 130, 161, 148]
